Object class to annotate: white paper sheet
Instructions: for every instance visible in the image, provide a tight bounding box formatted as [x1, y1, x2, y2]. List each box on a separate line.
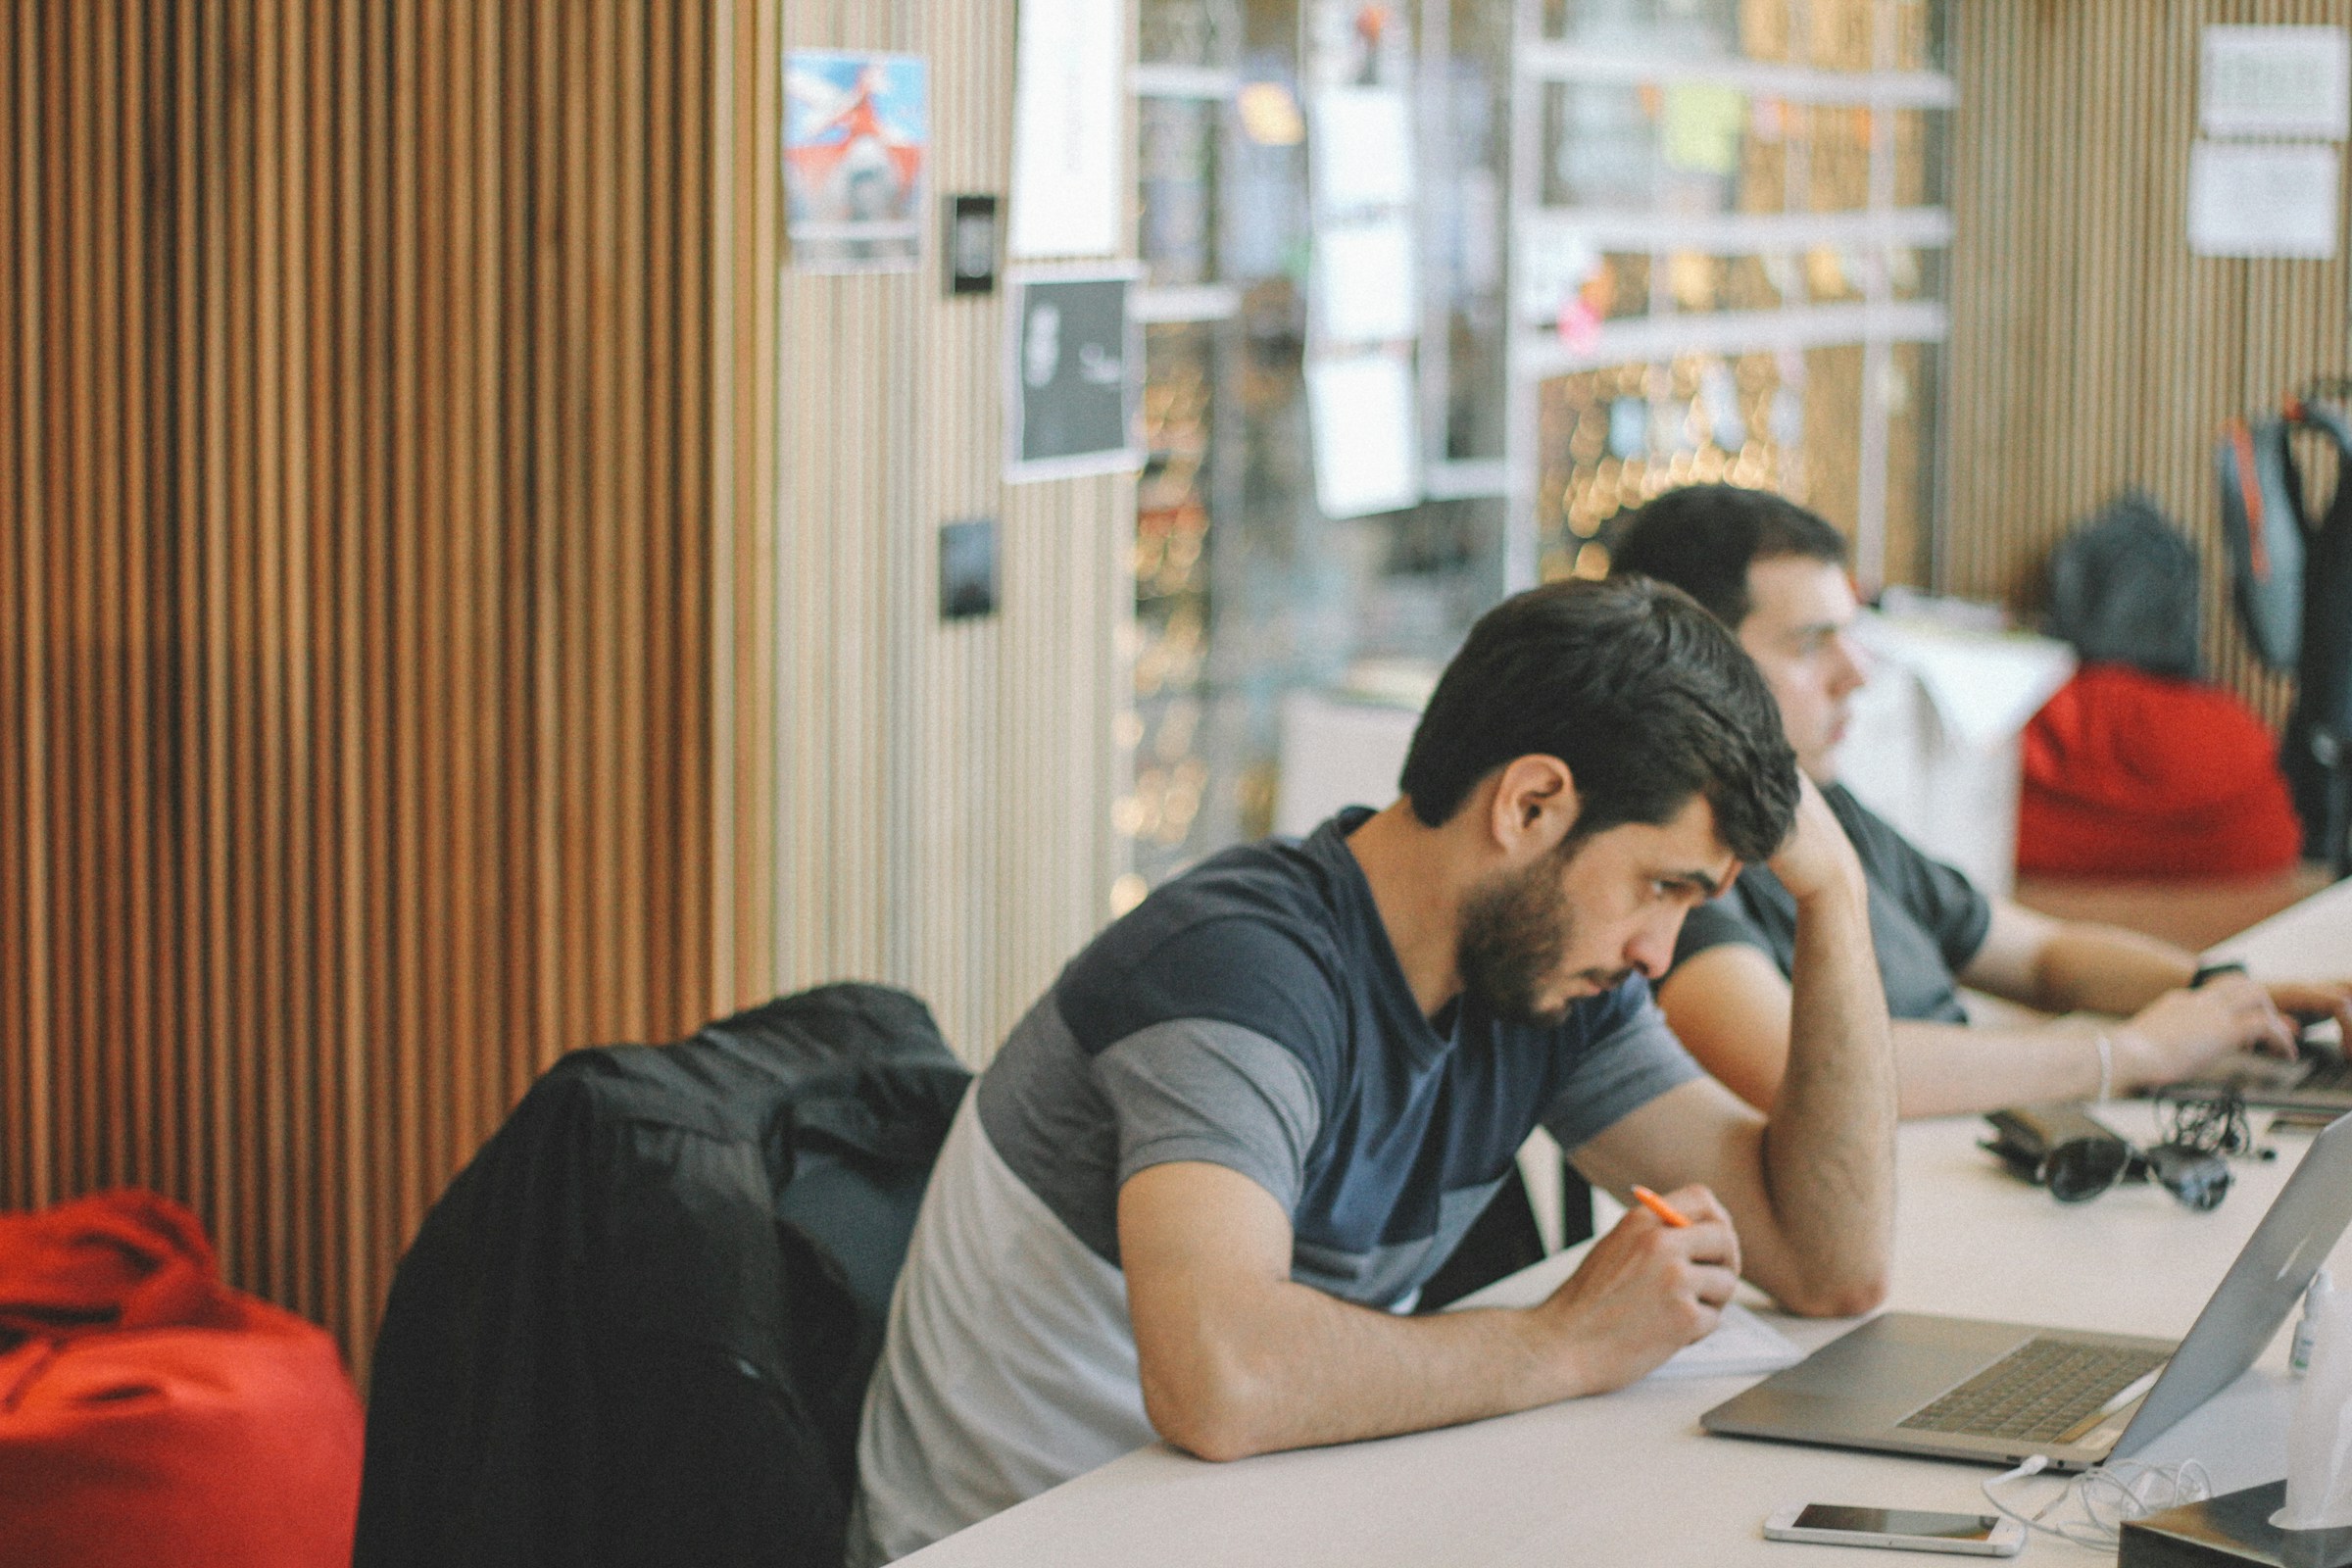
[2201, 25, 2351, 140]
[1315, 220, 1419, 344]
[1429, 1233, 1804, 1383]
[1307, 353, 1419, 518]
[1311, 87, 1414, 214]
[1647, 1301, 1805, 1382]
[2188, 141, 2341, 259]
[1008, 0, 1124, 258]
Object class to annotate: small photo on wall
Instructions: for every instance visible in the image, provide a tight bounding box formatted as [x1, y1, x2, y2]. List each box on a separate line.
[785, 51, 928, 272]
[939, 516, 1000, 620]
[1005, 269, 1143, 482]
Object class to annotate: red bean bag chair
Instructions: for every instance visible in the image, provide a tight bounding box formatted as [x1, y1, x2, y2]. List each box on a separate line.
[2019, 662, 2304, 877]
[0, 1190, 364, 1568]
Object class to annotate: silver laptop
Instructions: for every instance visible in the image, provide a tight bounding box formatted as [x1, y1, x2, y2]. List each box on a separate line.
[1702, 1110, 2352, 1472]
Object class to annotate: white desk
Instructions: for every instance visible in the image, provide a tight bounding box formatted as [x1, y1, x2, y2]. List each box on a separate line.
[2204, 873, 2352, 977]
[900, 880, 2352, 1567]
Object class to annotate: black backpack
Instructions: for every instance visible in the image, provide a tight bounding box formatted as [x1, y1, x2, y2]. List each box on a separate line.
[2217, 394, 2352, 868]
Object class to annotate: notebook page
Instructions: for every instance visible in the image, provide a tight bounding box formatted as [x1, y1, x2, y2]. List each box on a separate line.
[1646, 1300, 1804, 1381]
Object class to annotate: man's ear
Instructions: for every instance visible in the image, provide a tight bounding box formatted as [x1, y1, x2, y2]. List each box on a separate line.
[1485, 755, 1580, 858]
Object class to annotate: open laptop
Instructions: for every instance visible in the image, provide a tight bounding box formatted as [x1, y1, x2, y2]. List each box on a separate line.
[1701, 1110, 2352, 1472]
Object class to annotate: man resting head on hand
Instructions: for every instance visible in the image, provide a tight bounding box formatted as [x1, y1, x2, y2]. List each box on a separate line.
[849, 575, 1897, 1565]
[1608, 483, 2344, 1118]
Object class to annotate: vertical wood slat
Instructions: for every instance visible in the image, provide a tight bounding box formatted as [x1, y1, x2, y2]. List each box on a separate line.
[1945, 0, 2344, 728]
[0, 0, 781, 1375]
[122, 0, 151, 1200]
[357, 0, 399, 1348]
[716, 0, 780, 1012]
[19, 0, 53, 1211]
[62, 0, 96, 1235]
[1, 2, 20, 1205]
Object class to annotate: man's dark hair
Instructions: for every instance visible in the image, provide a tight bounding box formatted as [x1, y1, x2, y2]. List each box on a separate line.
[1605, 484, 1849, 629]
[1397, 575, 1799, 863]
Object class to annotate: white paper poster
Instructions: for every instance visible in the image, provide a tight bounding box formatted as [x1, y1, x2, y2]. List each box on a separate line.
[1314, 220, 1418, 343]
[2187, 140, 2341, 259]
[1307, 353, 1419, 518]
[2201, 25, 2351, 140]
[1310, 88, 1414, 214]
[1009, 0, 1124, 258]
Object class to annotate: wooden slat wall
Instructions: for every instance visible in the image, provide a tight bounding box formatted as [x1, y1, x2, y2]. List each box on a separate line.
[0, 0, 781, 1374]
[776, 0, 1135, 1065]
[1944, 0, 2348, 723]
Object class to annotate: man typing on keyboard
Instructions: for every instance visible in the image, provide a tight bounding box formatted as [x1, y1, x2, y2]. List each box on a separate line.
[1609, 484, 2350, 1117]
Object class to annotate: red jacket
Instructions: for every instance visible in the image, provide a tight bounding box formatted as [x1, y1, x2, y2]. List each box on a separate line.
[2019, 663, 2303, 877]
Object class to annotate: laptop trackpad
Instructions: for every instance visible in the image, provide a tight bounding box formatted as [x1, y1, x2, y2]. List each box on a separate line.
[1703, 1313, 2041, 1439]
[1776, 1313, 2034, 1402]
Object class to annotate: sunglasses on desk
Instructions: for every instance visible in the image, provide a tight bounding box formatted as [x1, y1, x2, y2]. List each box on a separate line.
[1982, 1099, 2236, 1211]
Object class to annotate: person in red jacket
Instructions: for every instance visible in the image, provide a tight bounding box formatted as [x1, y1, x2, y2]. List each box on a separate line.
[2020, 662, 2304, 878]
[1611, 484, 2352, 1117]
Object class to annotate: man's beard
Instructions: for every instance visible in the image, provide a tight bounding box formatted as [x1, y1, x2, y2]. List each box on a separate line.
[1455, 842, 1630, 1026]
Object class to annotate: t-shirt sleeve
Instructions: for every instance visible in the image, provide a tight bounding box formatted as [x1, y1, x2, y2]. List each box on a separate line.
[1093, 1019, 1322, 1215]
[1537, 981, 1705, 1153]
[1836, 790, 1993, 975]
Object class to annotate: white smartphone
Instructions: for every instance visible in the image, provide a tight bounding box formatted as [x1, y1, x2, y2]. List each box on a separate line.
[1763, 1503, 2025, 1556]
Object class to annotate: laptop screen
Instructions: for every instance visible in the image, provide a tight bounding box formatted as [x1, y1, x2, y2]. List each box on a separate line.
[2115, 1112, 2352, 1457]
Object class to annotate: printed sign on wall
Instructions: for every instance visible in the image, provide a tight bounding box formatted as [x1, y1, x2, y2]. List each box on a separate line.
[785, 51, 928, 272]
[2200, 25, 2351, 140]
[1005, 270, 1142, 482]
[1007, 0, 1123, 258]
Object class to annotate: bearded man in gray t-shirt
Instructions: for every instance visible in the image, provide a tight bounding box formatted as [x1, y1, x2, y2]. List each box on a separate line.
[849, 576, 1899, 1564]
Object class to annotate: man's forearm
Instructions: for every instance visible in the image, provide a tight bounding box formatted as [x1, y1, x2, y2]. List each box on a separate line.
[1138, 1281, 1578, 1461]
[1758, 875, 1895, 1316]
[1889, 1017, 2111, 1115]
[2032, 924, 2195, 1015]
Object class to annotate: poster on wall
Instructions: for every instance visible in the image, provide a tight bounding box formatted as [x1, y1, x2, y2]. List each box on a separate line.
[2199, 25, 2350, 140]
[784, 51, 928, 272]
[1007, 0, 1124, 258]
[2187, 140, 2340, 259]
[1005, 269, 1143, 482]
[1309, 87, 1413, 214]
[1314, 219, 1417, 343]
[1306, 350, 1419, 518]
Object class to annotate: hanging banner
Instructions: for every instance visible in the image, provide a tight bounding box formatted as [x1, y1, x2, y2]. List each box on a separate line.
[1309, 87, 1413, 215]
[1008, 0, 1124, 258]
[1313, 219, 1417, 344]
[1307, 351, 1419, 518]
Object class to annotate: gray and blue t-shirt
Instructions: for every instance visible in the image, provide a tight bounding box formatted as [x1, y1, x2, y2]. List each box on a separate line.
[850, 809, 1702, 1563]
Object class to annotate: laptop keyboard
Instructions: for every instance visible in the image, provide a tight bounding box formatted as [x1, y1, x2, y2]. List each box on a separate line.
[2300, 1056, 2352, 1093]
[1894, 1339, 2170, 1444]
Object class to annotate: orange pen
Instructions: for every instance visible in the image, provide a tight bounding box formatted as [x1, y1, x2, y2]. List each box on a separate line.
[1631, 1185, 1691, 1228]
